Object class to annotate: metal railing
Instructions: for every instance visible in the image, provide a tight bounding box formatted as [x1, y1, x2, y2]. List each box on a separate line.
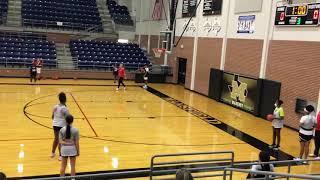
[150, 151, 235, 180]
[223, 168, 320, 180]
[16, 153, 320, 180]
[22, 19, 104, 33]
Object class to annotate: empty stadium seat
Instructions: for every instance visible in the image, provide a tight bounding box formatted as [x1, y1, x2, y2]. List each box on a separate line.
[70, 40, 149, 70]
[0, 37, 57, 67]
[107, 0, 133, 26]
[21, 0, 103, 31]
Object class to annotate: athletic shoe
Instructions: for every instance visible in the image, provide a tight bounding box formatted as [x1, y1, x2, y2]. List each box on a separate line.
[315, 157, 320, 160]
[273, 146, 280, 151]
[116, 88, 119, 91]
[50, 153, 55, 158]
[293, 157, 302, 162]
[58, 156, 62, 161]
[268, 144, 275, 149]
[309, 154, 316, 157]
[302, 161, 308, 165]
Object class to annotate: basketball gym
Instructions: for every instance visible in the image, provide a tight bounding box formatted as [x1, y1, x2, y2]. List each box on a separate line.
[0, 0, 319, 179]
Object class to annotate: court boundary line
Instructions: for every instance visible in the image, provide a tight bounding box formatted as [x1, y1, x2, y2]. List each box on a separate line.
[145, 86, 295, 161]
[69, 92, 98, 137]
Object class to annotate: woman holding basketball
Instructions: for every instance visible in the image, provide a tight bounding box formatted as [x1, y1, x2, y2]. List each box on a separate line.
[269, 100, 284, 150]
[59, 114, 79, 177]
[294, 105, 316, 163]
[51, 92, 69, 161]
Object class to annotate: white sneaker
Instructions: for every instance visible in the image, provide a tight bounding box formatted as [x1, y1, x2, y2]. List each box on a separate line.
[58, 156, 62, 161]
[315, 157, 320, 160]
[293, 157, 302, 162]
[116, 88, 119, 91]
[50, 153, 55, 158]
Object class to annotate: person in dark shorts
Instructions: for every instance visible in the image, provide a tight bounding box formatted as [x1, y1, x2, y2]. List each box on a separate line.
[294, 105, 316, 163]
[59, 114, 79, 177]
[51, 92, 69, 161]
[116, 63, 126, 90]
[112, 64, 118, 83]
[30, 64, 37, 83]
[310, 111, 320, 159]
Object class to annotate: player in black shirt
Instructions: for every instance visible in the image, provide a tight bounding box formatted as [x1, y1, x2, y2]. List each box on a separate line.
[30, 64, 37, 83]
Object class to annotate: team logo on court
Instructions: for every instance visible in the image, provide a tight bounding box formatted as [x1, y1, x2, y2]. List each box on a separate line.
[228, 75, 248, 103]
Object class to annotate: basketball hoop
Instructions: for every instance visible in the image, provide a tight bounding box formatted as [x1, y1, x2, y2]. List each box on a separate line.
[152, 48, 166, 58]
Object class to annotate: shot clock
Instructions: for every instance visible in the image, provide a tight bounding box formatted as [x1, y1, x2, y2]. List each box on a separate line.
[275, 3, 320, 26]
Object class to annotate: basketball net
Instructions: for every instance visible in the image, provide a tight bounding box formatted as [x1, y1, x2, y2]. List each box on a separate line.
[152, 48, 166, 58]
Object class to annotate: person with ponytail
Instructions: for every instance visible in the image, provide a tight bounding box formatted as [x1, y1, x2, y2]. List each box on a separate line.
[247, 151, 274, 179]
[51, 92, 69, 161]
[59, 114, 79, 177]
[294, 105, 316, 163]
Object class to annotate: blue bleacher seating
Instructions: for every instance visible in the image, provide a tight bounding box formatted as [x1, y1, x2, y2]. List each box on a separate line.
[0, 37, 57, 67]
[21, 0, 103, 31]
[0, 0, 8, 24]
[107, 0, 133, 26]
[70, 40, 149, 70]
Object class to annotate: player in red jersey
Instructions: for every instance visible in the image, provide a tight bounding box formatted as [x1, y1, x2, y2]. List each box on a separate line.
[116, 63, 126, 90]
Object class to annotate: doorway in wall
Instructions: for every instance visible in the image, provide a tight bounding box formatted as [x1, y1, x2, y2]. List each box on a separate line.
[178, 58, 187, 85]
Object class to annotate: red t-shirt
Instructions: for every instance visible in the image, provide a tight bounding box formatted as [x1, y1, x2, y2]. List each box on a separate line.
[316, 112, 320, 131]
[118, 67, 125, 78]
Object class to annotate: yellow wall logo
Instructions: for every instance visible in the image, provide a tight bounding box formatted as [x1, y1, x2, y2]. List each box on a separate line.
[228, 75, 248, 102]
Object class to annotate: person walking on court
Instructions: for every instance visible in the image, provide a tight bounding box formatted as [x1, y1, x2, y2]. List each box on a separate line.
[294, 105, 316, 163]
[59, 114, 79, 177]
[116, 63, 126, 91]
[143, 64, 149, 89]
[310, 111, 320, 159]
[269, 100, 285, 150]
[51, 92, 69, 161]
[112, 64, 118, 83]
[30, 63, 37, 83]
[35, 58, 43, 80]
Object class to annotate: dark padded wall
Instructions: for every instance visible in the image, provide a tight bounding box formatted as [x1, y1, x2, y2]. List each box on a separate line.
[259, 79, 281, 119]
[208, 68, 223, 101]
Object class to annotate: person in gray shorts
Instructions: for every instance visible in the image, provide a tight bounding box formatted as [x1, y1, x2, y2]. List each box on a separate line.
[59, 114, 80, 177]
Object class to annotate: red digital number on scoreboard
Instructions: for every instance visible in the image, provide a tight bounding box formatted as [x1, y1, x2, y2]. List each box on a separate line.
[280, 12, 285, 21]
[313, 10, 319, 20]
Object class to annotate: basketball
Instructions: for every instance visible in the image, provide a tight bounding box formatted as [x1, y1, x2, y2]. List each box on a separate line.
[267, 114, 274, 121]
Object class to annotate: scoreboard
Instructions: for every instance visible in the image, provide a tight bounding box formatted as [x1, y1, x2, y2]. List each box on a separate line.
[275, 3, 320, 26]
[203, 0, 223, 16]
[182, 0, 197, 18]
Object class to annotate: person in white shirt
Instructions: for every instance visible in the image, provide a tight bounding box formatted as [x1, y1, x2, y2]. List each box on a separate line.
[248, 151, 274, 179]
[294, 105, 316, 163]
[51, 92, 69, 161]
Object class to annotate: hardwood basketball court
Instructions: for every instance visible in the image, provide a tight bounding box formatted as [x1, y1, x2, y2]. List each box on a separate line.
[0, 78, 318, 179]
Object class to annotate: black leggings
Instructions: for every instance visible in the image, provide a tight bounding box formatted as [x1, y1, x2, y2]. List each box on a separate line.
[118, 77, 125, 88]
[272, 127, 281, 147]
[314, 130, 320, 156]
[30, 72, 37, 82]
